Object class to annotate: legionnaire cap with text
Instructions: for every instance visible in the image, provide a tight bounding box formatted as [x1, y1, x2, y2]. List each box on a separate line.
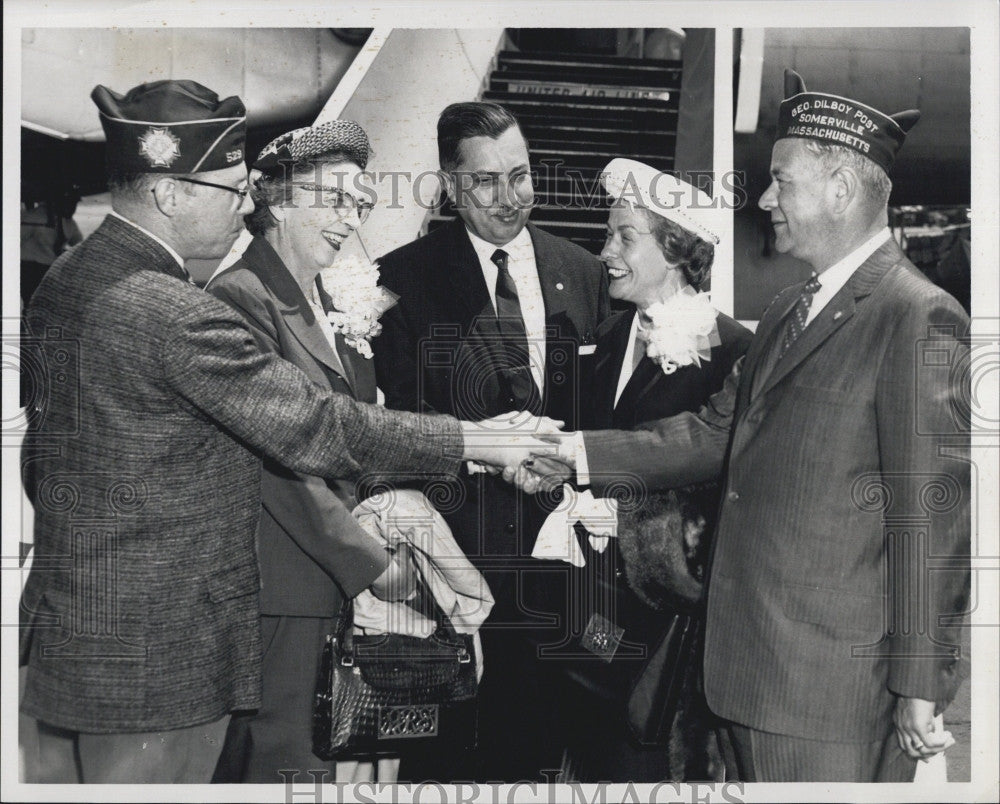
[92, 79, 247, 174]
[776, 69, 920, 175]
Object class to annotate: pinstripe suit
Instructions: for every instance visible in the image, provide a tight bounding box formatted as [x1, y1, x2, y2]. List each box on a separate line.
[19, 215, 463, 736]
[583, 238, 970, 779]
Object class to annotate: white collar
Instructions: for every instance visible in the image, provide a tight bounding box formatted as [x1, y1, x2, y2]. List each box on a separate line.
[109, 210, 187, 272]
[206, 228, 253, 286]
[465, 225, 533, 265]
[816, 227, 891, 291]
[805, 227, 891, 325]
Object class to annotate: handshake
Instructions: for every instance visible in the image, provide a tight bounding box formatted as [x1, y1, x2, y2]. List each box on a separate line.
[370, 412, 579, 603]
[458, 411, 578, 495]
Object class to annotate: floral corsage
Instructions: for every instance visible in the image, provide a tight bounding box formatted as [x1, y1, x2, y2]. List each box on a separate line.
[637, 288, 719, 375]
[315, 255, 397, 359]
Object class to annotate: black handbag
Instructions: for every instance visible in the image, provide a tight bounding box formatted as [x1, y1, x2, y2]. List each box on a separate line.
[312, 591, 479, 759]
[563, 489, 710, 746]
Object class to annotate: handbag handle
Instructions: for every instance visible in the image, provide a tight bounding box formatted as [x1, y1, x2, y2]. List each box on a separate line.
[335, 549, 471, 665]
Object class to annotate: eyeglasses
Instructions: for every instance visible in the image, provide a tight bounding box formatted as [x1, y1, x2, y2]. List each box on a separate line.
[297, 184, 374, 223]
[173, 176, 251, 203]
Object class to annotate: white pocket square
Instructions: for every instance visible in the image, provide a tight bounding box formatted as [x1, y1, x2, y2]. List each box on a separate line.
[578, 344, 597, 356]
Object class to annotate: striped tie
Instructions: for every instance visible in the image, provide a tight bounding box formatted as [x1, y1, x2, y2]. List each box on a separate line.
[778, 273, 822, 358]
[491, 248, 537, 410]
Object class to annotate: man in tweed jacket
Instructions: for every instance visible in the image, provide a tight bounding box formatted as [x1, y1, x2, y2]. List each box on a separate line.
[19, 80, 542, 783]
[536, 71, 970, 782]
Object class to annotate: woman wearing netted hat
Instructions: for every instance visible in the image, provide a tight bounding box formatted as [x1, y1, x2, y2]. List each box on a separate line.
[207, 121, 400, 782]
[552, 159, 752, 782]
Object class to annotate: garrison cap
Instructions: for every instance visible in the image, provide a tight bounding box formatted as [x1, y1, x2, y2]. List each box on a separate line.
[777, 69, 920, 175]
[92, 79, 247, 174]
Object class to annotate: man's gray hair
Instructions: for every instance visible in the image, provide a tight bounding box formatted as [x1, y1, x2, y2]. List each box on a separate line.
[803, 139, 892, 209]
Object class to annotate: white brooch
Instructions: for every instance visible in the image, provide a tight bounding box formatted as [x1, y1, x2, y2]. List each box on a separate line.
[314, 255, 396, 359]
[637, 288, 718, 375]
[138, 127, 181, 168]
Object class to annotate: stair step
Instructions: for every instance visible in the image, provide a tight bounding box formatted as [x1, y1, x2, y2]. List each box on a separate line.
[510, 103, 677, 117]
[527, 206, 610, 224]
[530, 166, 675, 190]
[445, 47, 684, 258]
[492, 71, 680, 93]
[521, 122, 676, 139]
[531, 145, 672, 164]
[514, 110, 677, 132]
[531, 217, 606, 230]
[483, 90, 676, 112]
[530, 159, 674, 177]
[525, 138, 676, 159]
[497, 49, 682, 71]
[494, 107, 677, 132]
[527, 131, 676, 146]
[529, 142, 674, 163]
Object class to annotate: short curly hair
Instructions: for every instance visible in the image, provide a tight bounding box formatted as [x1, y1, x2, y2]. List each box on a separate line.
[245, 150, 358, 236]
[640, 207, 715, 289]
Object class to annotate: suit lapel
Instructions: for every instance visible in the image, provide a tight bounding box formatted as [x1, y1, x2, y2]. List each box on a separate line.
[532, 224, 571, 325]
[594, 309, 634, 416]
[755, 237, 903, 398]
[623, 356, 669, 412]
[330, 338, 376, 402]
[615, 357, 662, 422]
[531, 223, 595, 344]
[313, 279, 358, 394]
[442, 220, 494, 324]
[439, 222, 511, 407]
[741, 286, 800, 408]
[241, 237, 354, 391]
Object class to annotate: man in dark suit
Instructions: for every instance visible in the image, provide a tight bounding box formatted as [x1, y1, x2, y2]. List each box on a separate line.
[19, 81, 549, 783]
[375, 101, 609, 781]
[528, 71, 970, 782]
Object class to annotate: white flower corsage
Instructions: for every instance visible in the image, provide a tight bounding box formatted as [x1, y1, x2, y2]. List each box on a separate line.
[314, 255, 397, 359]
[637, 288, 719, 375]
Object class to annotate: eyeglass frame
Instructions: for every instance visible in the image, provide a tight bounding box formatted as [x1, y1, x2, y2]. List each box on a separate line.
[169, 176, 252, 203]
[295, 183, 374, 223]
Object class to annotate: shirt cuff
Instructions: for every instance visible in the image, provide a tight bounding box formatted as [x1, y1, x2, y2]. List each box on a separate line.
[572, 431, 590, 487]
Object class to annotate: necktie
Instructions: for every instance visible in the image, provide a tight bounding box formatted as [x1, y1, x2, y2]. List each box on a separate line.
[491, 248, 536, 410]
[778, 273, 822, 358]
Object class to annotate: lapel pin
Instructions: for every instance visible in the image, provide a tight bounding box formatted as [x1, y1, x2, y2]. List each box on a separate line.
[555, 282, 564, 291]
[833, 310, 843, 320]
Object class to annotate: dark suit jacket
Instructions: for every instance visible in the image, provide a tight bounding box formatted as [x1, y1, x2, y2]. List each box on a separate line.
[375, 219, 608, 613]
[586, 308, 752, 431]
[582, 238, 970, 741]
[208, 236, 389, 616]
[19, 216, 463, 733]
